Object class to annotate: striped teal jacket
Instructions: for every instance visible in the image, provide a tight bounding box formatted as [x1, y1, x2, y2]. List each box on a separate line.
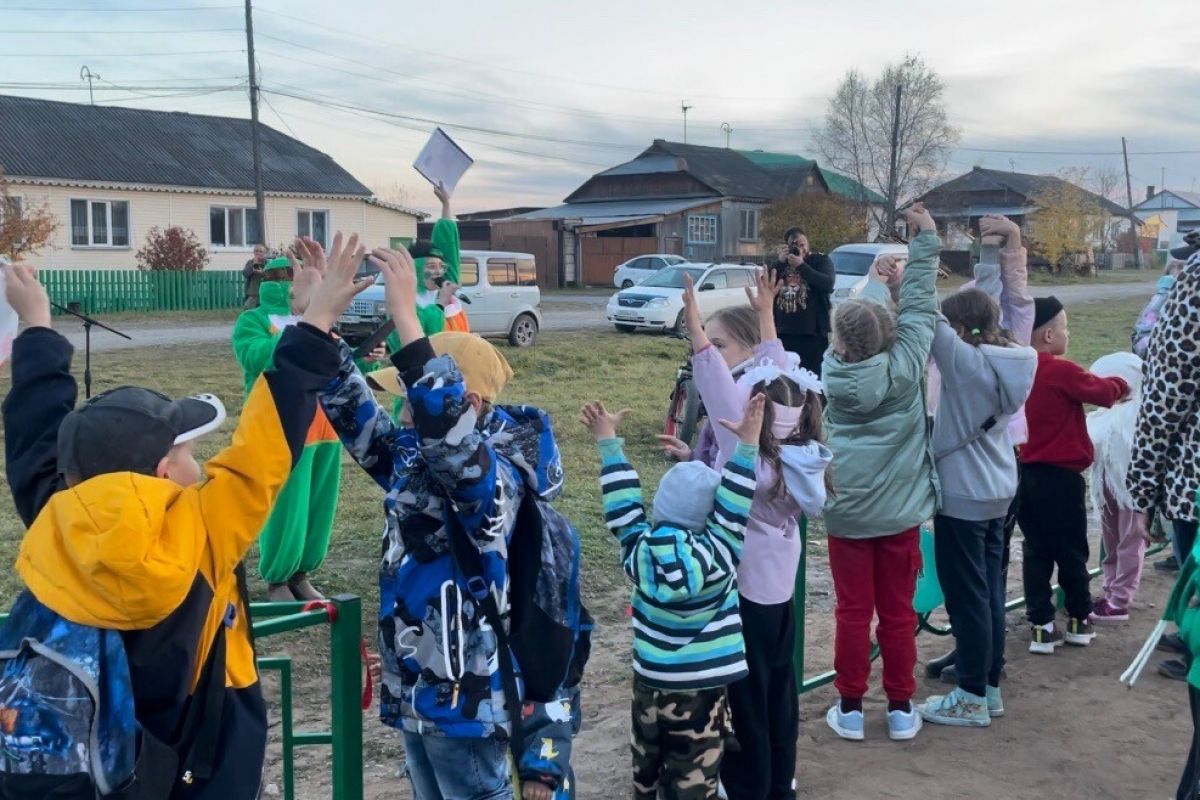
[598, 438, 756, 690]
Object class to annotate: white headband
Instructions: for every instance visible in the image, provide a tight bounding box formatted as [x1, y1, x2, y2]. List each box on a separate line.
[738, 353, 824, 396]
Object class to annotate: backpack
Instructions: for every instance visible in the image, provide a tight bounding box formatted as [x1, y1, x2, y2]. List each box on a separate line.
[448, 491, 593, 758]
[0, 592, 226, 799]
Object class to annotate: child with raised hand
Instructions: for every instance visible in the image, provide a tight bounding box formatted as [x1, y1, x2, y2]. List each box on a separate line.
[1, 237, 366, 797]
[681, 267, 830, 799]
[822, 203, 941, 744]
[915, 244, 1037, 728]
[584, 393, 764, 800]
[1019, 297, 1129, 653]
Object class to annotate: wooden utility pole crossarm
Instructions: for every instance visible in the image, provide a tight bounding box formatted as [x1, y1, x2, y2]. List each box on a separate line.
[245, 0, 267, 246]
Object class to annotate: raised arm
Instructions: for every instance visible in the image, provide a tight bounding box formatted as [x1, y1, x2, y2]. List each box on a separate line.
[1057, 361, 1129, 408]
[2, 266, 74, 525]
[432, 183, 461, 284]
[889, 206, 941, 370]
[797, 251, 836, 294]
[978, 215, 1033, 345]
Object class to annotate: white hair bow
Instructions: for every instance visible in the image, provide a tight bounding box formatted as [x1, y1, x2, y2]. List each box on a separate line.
[738, 353, 824, 395]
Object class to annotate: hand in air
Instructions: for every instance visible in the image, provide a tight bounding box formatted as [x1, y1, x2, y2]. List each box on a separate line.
[4, 263, 51, 329]
[579, 400, 632, 440]
[656, 434, 692, 462]
[747, 268, 782, 313]
[299, 232, 373, 333]
[716, 392, 766, 446]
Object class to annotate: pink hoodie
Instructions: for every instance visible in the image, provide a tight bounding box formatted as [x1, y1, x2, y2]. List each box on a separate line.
[927, 246, 1035, 445]
[692, 339, 806, 606]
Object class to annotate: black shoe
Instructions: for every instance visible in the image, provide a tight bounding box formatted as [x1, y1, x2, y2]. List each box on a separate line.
[1155, 557, 1181, 572]
[1157, 633, 1187, 655]
[925, 649, 957, 679]
[1159, 658, 1188, 682]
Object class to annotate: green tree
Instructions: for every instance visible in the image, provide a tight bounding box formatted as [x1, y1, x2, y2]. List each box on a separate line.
[761, 192, 869, 254]
[1029, 177, 1104, 275]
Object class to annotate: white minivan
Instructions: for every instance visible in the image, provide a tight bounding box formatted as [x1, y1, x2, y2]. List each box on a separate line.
[338, 249, 543, 347]
[828, 242, 910, 304]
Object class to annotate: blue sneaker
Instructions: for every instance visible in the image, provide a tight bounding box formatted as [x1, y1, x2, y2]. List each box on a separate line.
[986, 685, 1004, 718]
[918, 688, 990, 727]
[825, 704, 864, 741]
[887, 702, 923, 741]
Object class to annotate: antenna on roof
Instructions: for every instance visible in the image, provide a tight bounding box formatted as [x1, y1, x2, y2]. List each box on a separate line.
[79, 66, 100, 106]
[681, 101, 693, 144]
[721, 122, 732, 149]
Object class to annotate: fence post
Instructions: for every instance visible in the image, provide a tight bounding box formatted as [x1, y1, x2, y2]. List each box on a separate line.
[329, 594, 364, 800]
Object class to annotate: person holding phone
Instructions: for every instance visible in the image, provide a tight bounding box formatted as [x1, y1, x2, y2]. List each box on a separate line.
[772, 227, 836, 376]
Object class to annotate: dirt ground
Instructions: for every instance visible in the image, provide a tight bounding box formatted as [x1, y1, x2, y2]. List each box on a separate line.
[265, 531, 1190, 800]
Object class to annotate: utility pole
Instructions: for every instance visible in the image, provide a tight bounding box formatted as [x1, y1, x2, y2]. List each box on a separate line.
[244, 0, 267, 247]
[80, 66, 99, 105]
[1121, 136, 1142, 269]
[721, 122, 732, 149]
[681, 101, 693, 144]
[884, 84, 903, 231]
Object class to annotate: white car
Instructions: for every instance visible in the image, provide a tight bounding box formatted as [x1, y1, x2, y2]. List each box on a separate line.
[829, 243, 910, 304]
[613, 253, 687, 289]
[606, 263, 759, 334]
[338, 250, 543, 347]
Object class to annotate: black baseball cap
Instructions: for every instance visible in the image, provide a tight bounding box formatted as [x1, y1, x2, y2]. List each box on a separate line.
[57, 386, 226, 482]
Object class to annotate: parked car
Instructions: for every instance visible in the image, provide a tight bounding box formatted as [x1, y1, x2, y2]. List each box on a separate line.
[828, 242, 910, 304]
[337, 250, 543, 348]
[613, 253, 687, 289]
[606, 262, 759, 334]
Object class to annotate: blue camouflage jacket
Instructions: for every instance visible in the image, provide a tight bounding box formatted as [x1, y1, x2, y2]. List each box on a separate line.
[319, 337, 579, 791]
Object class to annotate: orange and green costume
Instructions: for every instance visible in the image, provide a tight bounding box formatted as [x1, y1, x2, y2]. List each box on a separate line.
[232, 279, 342, 585]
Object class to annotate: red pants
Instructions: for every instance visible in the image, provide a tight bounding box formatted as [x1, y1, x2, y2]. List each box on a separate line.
[828, 527, 921, 703]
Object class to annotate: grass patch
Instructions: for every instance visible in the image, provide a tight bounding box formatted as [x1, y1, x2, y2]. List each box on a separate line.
[0, 299, 1145, 612]
[1026, 268, 1158, 287]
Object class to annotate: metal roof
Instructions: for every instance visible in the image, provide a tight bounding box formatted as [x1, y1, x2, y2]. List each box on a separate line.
[501, 197, 717, 222]
[0, 94, 372, 196]
[922, 204, 1040, 218]
[917, 167, 1126, 215]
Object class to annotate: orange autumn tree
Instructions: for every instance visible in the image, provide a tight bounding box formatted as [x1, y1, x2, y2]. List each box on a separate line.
[0, 169, 58, 261]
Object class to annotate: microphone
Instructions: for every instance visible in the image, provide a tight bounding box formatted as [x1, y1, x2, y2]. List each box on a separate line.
[434, 276, 472, 304]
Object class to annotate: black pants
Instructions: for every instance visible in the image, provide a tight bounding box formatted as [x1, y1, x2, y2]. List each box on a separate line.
[779, 334, 828, 378]
[934, 515, 1006, 696]
[1174, 520, 1199, 569]
[1179, 682, 1200, 800]
[1001, 460, 1022, 579]
[721, 598, 798, 800]
[1017, 463, 1091, 625]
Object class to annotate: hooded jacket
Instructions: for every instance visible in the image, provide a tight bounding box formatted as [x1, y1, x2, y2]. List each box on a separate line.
[4, 322, 340, 798]
[822, 230, 941, 538]
[317, 339, 578, 791]
[930, 320, 1037, 521]
[1086, 352, 1143, 514]
[691, 338, 831, 605]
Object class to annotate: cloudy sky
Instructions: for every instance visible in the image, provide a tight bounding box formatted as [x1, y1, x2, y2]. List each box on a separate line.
[2, 0, 1198, 215]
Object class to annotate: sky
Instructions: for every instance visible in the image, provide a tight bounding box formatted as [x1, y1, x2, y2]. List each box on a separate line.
[2, 0, 1198, 216]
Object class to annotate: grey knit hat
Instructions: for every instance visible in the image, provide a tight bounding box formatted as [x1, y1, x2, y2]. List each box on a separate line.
[652, 461, 722, 531]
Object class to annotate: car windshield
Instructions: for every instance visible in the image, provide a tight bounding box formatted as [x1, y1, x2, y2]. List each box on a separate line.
[830, 250, 881, 276]
[641, 266, 706, 288]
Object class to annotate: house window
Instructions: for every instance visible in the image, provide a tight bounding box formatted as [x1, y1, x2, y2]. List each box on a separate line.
[687, 214, 718, 245]
[297, 209, 330, 248]
[70, 198, 130, 247]
[738, 209, 759, 241]
[210, 206, 260, 248]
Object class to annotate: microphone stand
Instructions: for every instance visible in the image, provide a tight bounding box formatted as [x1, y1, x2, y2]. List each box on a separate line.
[50, 302, 132, 399]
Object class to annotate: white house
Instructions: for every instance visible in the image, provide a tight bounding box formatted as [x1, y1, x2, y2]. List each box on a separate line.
[0, 94, 426, 269]
[1132, 188, 1200, 255]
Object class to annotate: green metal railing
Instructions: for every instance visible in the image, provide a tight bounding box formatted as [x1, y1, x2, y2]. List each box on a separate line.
[250, 595, 364, 800]
[40, 269, 244, 314]
[791, 517, 1169, 694]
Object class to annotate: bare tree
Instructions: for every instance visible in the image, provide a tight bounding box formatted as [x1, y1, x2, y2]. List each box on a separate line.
[1086, 165, 1127, 253]
[813, 55, 960, 231]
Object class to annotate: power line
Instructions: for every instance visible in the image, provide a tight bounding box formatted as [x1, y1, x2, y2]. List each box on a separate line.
[0, 4, 239, 9]
[258, 85, 298, 139]
[3, 27, 241, 34]
[0, 49, 243, 57]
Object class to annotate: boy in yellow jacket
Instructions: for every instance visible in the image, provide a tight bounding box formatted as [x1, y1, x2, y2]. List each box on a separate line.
[2, 236, 371, 798]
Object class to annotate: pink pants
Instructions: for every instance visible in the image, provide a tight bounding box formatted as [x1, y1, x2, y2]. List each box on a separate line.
[1100, 489, 1146, 610]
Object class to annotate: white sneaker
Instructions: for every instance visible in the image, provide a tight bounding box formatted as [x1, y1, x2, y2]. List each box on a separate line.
[887, 703, 923, 741]
[825, 703, 864, 741]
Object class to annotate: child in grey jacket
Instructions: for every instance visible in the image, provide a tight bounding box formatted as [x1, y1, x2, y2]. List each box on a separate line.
[917, 274, 1036, 728]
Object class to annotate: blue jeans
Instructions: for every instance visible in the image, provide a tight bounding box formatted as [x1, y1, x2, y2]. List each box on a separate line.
[403, 732, 512, 800]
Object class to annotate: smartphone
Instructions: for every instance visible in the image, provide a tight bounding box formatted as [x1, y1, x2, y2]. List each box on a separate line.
[351, 319, 396, 359]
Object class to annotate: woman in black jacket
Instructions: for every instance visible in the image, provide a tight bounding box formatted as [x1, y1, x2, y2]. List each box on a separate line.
[771, 226, 837, 376]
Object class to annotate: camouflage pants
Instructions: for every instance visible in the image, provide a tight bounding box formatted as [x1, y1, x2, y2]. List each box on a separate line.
[631, 678, 731, 800]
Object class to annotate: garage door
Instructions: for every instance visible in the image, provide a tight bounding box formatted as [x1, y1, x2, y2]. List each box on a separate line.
[580, 237, 658, 286]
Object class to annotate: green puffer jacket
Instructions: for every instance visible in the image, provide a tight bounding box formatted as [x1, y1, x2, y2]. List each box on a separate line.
[1167, 503, 1200, 690]
[821, 230, 942, 538]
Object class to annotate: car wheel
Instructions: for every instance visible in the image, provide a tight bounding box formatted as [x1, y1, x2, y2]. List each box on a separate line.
[670, 310, 686, 336]
[621, 280, 634, 289]
[615, 324, 636, 333]
[508, 313, 539, 347]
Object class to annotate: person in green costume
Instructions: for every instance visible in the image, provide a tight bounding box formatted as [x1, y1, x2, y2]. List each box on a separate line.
[232, 253, 343, 602]
[358, 183, 465, 416]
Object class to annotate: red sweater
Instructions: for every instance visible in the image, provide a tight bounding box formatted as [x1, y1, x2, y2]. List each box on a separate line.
[1021, 352, 1129, 471]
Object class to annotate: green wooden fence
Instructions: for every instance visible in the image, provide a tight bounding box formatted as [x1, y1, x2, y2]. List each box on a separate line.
[40, 269, 244, 314]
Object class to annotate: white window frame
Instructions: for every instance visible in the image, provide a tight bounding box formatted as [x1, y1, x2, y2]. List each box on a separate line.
[69, 197, 131, 249]
[687, 214, 718, 245]
[296, 208, 331, 249]
[209, 205, 257, 251]
[738, 208, 759, 241]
